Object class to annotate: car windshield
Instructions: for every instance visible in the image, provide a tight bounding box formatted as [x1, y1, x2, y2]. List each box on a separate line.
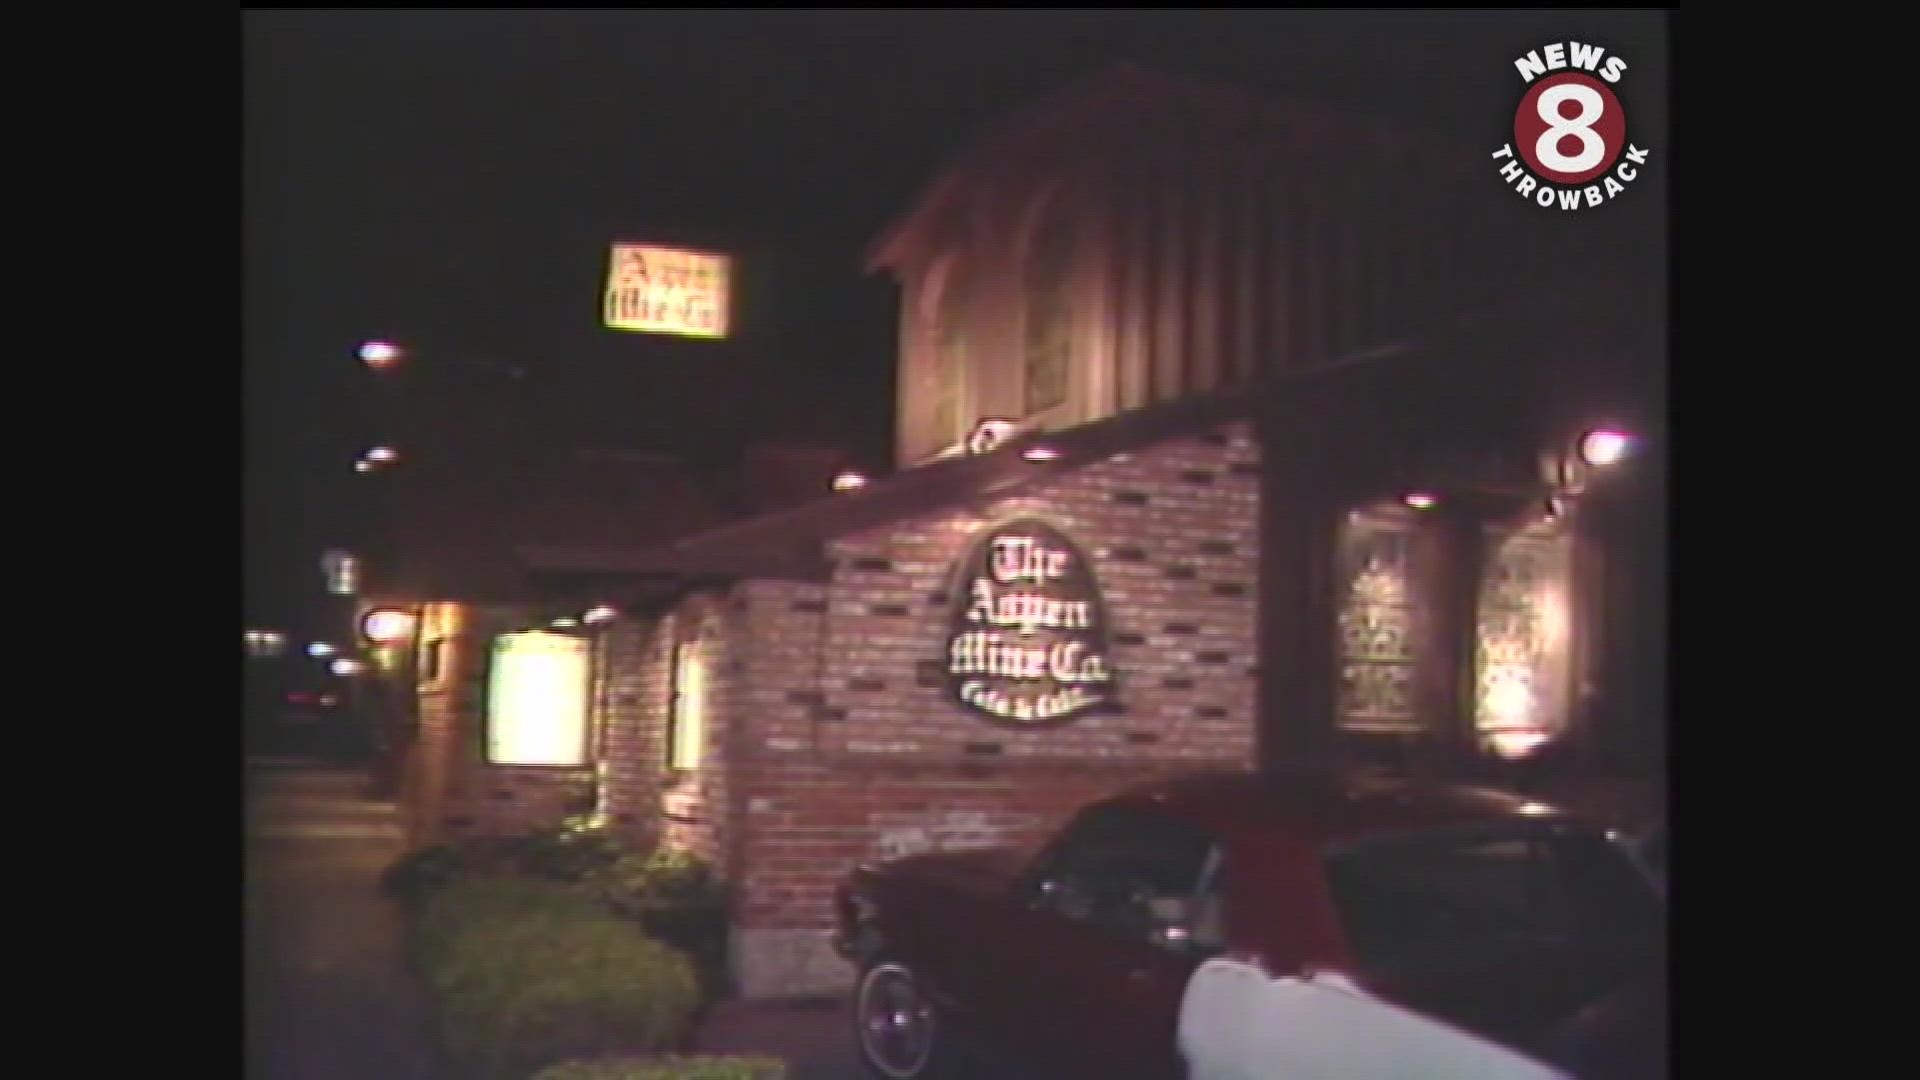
[1323, 824, 1664, 977]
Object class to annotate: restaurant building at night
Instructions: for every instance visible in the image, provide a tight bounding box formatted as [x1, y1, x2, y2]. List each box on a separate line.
[375, 64, 1666, 998]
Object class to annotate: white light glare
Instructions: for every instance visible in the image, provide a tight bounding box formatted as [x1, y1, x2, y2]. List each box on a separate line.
[359, 341, 402, 367]
[1579, 429, 1633, 467]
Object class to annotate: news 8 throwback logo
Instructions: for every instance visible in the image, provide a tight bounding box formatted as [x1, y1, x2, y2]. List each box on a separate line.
[1491, 41, 1651, 211]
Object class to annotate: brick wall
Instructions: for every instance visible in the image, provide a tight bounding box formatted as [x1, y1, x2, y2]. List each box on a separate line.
[596, 618, 666, 851]
[720, 422, 1262, 995]
[405, 601, 597, 847]
[597, 594, 741, 873]
[398, 425, 1264, 996]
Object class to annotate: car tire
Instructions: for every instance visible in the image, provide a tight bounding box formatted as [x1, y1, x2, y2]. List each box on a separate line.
[855, 958, 954, 1079]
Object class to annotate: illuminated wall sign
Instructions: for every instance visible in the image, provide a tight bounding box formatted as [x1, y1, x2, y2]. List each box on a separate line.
[485, 631, 592, 766]
[602, 243, 730, 338]
[945, 518, 1117, 724]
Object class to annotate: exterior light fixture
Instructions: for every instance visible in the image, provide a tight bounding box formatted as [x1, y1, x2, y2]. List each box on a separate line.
[354, 459, 374, 474]
[365, 445, 399, 464]
[306, 641, 338, 659]
[583, 605, 619, 625]
[1021, 445, 1061, 463]
[1578, 429, 1633, 467]
[832, 470, 868, 492]
[360, 607, 417, 646]
[1403, 492, 1439, 510]
[967, 418, 1019, 456]
[359, 341, 403, 370]
[329, 658, 366, 676]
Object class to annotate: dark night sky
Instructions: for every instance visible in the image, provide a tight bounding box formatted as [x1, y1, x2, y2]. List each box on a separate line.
[242, 9, 1669, 636]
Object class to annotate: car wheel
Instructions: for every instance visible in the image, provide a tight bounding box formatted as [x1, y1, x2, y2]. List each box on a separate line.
[855, 959, 950, 1079]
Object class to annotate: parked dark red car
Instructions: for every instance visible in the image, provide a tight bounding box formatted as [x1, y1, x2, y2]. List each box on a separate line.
[833, 769, 1666, 1079]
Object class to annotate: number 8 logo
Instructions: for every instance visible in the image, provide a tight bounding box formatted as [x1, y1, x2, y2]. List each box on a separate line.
[1535, 84, 1607, 173]
[1515, 72, 1626, 185]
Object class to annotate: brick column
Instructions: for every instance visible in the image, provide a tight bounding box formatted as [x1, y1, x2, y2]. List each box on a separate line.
[1416, 507, 1489, 755]
[1254, 436, 1342, 771]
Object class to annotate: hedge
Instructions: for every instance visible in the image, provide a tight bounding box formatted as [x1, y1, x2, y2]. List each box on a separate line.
[417, 875, 702, 1079]
[531, 1055, 786, 1080]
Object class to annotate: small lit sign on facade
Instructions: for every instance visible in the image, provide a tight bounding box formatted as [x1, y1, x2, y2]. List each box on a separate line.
[321, 549, 360, 596]
[243, 630, 287, 658]
[486, 630, 592, 766]
[602, 243, 730, 339]
[945, 518, 1116, 724]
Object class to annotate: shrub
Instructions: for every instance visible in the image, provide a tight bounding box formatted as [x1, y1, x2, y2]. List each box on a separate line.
[580, 851, 732, 998]
[504, 818, 630, 884]
[410, 874, 604, 975]
[531, 1055, 786, 1080]
[580, 850, 727, 918]
[383, 818, 632, 909]
[421, 876, 701, 1079]
[381, 842, 473, 906]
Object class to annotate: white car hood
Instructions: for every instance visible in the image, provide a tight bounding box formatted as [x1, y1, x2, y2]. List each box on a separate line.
[1178, 957, 1572, 1080]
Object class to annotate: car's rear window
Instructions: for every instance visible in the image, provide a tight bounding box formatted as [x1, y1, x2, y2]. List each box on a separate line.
[1323, 825, 1662, 976]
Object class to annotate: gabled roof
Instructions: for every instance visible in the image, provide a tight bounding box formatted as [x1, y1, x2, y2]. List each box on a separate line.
[865, 61, 1482, 274]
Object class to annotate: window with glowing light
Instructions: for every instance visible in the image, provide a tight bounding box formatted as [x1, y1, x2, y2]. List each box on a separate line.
[1474, 516, 1576, 755]
[1337, 510, 1421, 733]
[1021, 206, 1074, 417]
[419, 638, 446, 687]
[667, 633, 709, 772]
[484, 631, 592, 767]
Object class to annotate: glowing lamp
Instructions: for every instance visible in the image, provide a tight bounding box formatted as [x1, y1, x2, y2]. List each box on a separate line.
[1578, 429, 1633, 467]
[354, 459, 374, 474]
[1403, 492, 1438, 510]
[583, 605, 619, 625]
[551, 617, 580, 629]
[306, 642, 337, 659]
[1021, 445, 1061, 463]
[967, 419, 1019, 456]
[360, 608, 417, 645]
[359, 341, 403, 369]
[365, 445, 399, 464]
[329, 658, 365, 676]
[832, 471, 868, 492]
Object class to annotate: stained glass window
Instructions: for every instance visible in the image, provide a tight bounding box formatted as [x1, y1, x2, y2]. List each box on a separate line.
[1337, 513, 1420, 733]
[1474, 517, 1575, 757]
[1023, 212, 1073, 416]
